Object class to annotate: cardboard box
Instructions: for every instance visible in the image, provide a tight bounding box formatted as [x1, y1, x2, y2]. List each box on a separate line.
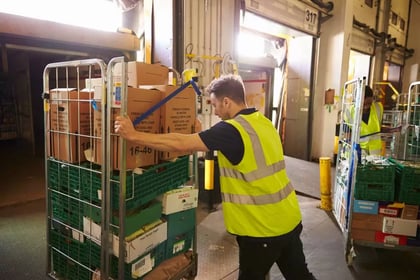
[93, 87, 161, 169]
[382, 217, 418, 237]
[375, 231, 407, 245]
[84, 77, 104, 100]
[160, 186, 198, 215]
[83, 217, 168, 263]
[402, 205, 419, 220]
[114, 62, 169, 87]
[83, 217, 101, 245]
[351, 213, 384, 231]
[142, 85, 197, 160]
[379, 206, 400, 217]
[351, 229, 376, 242]
[113, 220, 167, 263]
[353, 200, 379, 214]
[49, 88, 93, 163]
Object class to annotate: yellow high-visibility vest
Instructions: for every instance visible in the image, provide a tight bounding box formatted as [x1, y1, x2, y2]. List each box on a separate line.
[217, 112, 302, 237]
[344, 102, 383, 155]
[359, 102, 383, 155]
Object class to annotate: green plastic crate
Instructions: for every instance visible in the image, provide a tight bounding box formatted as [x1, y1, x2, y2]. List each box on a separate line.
[51, 250, 92, 280]
[354, 182, 395, 201]
[165, 229, 194, 259]
[83, 199, 163, 237]
[110, 156, 190, 210]
[50, 227, 101, 267]
[354, 162, 396, 201]
[80, 165, 102, 204]
[109, 241, 166, 280]
[50, 192, 84, 230]
[409, 110, 420, 125]
[48, 159, 100, 199]
[392, 159, 420, 205]
[164, 208, 196, 237]
[49, 156, 190, 211]
[86, 238, 166, 280]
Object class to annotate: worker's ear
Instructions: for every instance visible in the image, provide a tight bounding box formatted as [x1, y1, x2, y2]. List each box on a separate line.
[223, 97, 230, 106]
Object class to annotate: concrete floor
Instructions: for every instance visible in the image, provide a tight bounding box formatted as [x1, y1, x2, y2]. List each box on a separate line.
[1, 141, 420, 279]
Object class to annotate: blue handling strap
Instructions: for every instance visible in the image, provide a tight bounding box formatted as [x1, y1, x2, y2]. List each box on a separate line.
[91, 100, 98, 111]
[345, 142, 359, 229]
[132, 79, 201, 126]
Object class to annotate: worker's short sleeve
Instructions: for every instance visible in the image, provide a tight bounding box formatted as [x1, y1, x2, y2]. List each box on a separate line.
[198, 121, 244, 165]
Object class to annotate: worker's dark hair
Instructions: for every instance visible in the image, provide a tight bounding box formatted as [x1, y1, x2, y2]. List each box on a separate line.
[205, 74, 246, 104]
[365, 85, 374, 98]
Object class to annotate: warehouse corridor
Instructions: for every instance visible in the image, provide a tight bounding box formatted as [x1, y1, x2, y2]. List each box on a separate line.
[1, 142, 420, 279]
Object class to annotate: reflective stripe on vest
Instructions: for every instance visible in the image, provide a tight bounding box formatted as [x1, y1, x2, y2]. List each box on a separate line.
[219, 115, 294, 205]
[222, 182, 294, 205]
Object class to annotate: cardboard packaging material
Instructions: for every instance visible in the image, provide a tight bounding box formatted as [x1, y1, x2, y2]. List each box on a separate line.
[83, 217, 168, 263]
[375, 231, 407, 245]
[351, 228, 376, 242]
[350, 213, 384, 242]
[378, 205, 400, 217]
[114, 62, 169, 87]
[84, 77, 104, 100]
[113, 220, 167, 263]
[382, 217, 418, 237]
[353, 199, 379, 214]
[160, 186, 198, 215]
[351, 213, 384, 231]
[93, 87, 161, 170]
[402, 205, 419, 220]
[141, 85, 197, 160]
[49, 88, 93, 163]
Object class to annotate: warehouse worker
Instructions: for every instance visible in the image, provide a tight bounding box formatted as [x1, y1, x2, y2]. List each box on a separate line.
[115, 74, 316, 280]
[345, 85, 401, 155]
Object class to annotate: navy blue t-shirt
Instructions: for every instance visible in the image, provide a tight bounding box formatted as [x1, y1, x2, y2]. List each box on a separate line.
[198, 108, 257, 165]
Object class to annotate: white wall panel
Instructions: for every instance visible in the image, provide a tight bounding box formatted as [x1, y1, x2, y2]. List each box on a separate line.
[184, 0, 237, 132]
[403, 1, 420, 91]
[388, 0, 410, 46]
[184, 0, 236, 87]
[244, 0, 320, 36]
[351, 28, 375, 55]
[353, 0, 378, 28]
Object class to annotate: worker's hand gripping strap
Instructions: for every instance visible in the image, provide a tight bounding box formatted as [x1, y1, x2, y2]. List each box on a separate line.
[132, 79, 201, 126]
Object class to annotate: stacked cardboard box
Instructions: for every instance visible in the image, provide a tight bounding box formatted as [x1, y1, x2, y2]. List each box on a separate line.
[90, 62, 198, 169]
[140, 85, 197, 161]
[49, 88, 93, 163]
[82, 185, 198, 278]
[93, 86, 161, 170]
[113, 61, 169, 87]
[351, 199, 420, 246]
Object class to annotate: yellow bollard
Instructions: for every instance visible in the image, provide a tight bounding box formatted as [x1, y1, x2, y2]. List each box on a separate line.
[319, 157, 332, 211]
[204, 151, 215, 191]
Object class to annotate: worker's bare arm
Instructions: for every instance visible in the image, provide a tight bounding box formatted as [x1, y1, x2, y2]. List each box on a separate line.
[114, 115, 209, 153]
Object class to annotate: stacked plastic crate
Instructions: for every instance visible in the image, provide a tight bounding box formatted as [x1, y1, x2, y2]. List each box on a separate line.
[46, 78, 105, 280]
[45, 59, 199, 280]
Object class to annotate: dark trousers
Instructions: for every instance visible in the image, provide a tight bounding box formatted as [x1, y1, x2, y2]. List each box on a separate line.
[236, 223, 315, 280]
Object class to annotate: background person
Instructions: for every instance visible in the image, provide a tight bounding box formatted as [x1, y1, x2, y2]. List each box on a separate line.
[115, 74, 316, 280]
[345, 85, 401, 156]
